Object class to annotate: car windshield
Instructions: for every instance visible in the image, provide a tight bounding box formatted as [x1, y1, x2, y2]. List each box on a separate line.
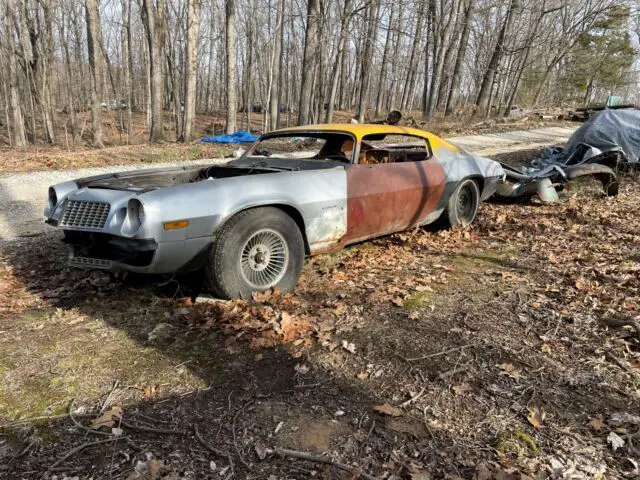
[242, 132, 356, 162]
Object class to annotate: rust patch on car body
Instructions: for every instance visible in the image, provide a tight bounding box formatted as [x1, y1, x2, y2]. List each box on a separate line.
[344, 161, 447, 243]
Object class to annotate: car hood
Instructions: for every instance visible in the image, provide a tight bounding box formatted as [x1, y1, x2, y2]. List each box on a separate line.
[75, 165, 203, 193]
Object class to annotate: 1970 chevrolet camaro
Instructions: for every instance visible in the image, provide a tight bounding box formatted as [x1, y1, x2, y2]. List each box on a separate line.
[44, 124, 505, 298]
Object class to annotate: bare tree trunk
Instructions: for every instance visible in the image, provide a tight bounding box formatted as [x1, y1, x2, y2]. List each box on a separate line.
[388, 0, 404, 110]
[267, 0, 284, 130]
[60, 11, 79, 143]
[18, 3, 38, 143]
[401, 0, 426, 111]
[141, 0, 165, 142]
[313, 16, 327, 124]
[326, 0, 352, 123]
[164, 21, 182, 139]
[120, 0, 133, 141]
[435, 0, 463, 112]
[350, 36, 362, 110]
[475, 0, 519, 116]
[244, 5, 253, 131]
[505, 2, 549, 114]
[205, 0, 216, 114]
[356, 0, 381, 122]
[225, 0, 237, 133]
[421, 0, 435, 114]
[275, 0, 286, 127]
[3, 0, 26, 146]
[1, 71, 12, 146]
[182, 0, 200, 141]
[86, 0, 104, 147]
[40, 1, 57, 143]
[426, 0, 459, 117]
[375, 2, 394, 117]
[445, 0, 474, 116]
[298, 0, 320, 125]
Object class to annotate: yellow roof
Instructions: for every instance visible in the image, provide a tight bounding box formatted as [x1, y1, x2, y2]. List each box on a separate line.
[268, 123, 456, 150]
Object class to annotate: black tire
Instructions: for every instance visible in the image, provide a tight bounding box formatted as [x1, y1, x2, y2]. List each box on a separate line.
[204, 207, 305, 299]
[443, 179, 480, 229]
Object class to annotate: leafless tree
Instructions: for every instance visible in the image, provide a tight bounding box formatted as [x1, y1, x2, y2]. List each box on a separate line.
[141, 0, 165, 142]
[3, 0, 26, 146]
[182, 0, 200, 141]
[225, 0, 237, 133]
[0, 0, 634, 148]
[85, 0, 105, 146]
[298, 0, 320, 125]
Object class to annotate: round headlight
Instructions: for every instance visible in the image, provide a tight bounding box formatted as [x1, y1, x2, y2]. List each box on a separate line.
[48, 187, 58, 210]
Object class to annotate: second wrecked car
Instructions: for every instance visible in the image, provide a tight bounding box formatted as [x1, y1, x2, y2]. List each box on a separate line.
[495, 109, 639, 202]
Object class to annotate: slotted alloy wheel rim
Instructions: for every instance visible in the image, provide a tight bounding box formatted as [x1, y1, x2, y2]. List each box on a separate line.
[240, 228, 289, 289]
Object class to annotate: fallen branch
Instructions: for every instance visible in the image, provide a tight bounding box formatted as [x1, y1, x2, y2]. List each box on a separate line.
[404, 344, 472, 362]
[49, 437, 129, 470]
[601, 317, 640, 340]
[69, 399, 112, 437]
[120, 419, 186, 436]
[399, 386, 426, 408]
[99, 380, 120, 414]
[267, 448, 379, 480]
[604, 351, 633, 373]
[232, 402, 253, 470]
[0, 413, 91, 429]
[194, 425, 235, 479]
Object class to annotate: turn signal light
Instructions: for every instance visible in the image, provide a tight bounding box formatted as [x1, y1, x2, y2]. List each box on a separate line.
[163, 220, 189, 230]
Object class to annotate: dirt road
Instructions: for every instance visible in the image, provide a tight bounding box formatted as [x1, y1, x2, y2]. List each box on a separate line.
[1, 126, 577, 240]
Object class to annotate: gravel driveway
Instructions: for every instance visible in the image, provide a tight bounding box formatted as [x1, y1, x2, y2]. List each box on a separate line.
[1, 126, 577, 241]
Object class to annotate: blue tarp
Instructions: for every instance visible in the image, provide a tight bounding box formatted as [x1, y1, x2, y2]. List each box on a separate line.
[200, 130, 258, 144]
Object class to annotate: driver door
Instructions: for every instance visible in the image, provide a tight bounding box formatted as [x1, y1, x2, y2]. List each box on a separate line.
[343, 135, 446, 243]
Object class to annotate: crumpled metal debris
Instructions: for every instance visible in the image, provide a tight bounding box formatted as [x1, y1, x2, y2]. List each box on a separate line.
[494, 110, 639, 202]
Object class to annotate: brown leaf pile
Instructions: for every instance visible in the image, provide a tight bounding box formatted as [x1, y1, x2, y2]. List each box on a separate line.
[182, 290, 366, 353]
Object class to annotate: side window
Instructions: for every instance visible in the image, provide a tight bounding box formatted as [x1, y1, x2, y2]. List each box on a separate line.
[359, 134, 432, 164]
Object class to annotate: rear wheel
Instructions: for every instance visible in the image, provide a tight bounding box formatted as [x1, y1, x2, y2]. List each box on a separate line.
[205, 207, 305, 299]
[443, 179, 480, 228]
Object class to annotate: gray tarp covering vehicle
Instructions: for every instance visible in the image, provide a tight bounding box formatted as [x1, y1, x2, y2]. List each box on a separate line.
[495, 110, 639, 202]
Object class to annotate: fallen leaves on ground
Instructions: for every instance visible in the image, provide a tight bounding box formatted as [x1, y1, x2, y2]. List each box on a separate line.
[374, 403, 402, 417]
[499, 363, 522, 381]
[589, 415, 605, 431]
[527, 407, 546, 429]
[90, 406, 123, 429]
[1, 173, 640, 478]
[452, 382, 473, 395]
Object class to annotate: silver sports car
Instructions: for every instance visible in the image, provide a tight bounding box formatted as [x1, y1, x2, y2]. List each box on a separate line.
[45, 124, 505, 299]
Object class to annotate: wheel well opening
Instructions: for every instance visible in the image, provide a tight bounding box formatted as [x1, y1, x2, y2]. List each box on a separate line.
[463, 176, 483, 194]
[255, 204, 311, 255]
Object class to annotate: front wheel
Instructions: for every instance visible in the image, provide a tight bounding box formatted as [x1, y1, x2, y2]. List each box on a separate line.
[443, 179, 480, 228]
[204, 207, 305, 299]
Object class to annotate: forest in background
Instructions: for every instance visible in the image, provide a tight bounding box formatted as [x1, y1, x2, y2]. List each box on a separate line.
[0, 0, 638, 148]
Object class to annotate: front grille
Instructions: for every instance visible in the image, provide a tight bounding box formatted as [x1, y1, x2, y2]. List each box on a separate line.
[68, 256, 113, 269]
[61, 201, 110, 229]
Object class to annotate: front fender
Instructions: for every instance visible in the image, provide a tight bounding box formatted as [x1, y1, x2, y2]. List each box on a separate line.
[140, 168, 349, 249]
[564, 163, 619, 196]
